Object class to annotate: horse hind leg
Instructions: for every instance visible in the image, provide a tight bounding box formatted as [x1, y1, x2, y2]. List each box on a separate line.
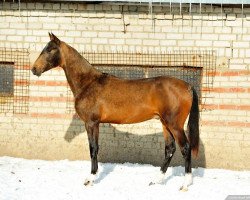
[180, 142, 192, 192]
[150, 124, 176, 185]
[161, 125, 176, 174]
[170, 127, 192, 191]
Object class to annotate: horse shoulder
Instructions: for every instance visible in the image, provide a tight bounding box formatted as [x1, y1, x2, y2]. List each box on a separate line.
[74, 73, 113, 119]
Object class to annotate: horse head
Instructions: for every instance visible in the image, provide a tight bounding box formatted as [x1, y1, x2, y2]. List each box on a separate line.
[31, 33, 62, 77]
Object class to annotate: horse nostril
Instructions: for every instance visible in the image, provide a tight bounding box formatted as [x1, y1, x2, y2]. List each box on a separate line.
[31, 67, 37, 75]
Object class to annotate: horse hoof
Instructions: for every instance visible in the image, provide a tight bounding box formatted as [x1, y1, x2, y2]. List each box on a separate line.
[84, 174, 96, 186]
[179, 186, 188, 192]
[84, 179, 93, 186]
[149, 172, 165, 186]
[149, 182, 155, 186]
[179, 173, 192, 191]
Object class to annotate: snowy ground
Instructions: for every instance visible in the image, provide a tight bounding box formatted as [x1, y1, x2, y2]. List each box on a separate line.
[0, 157, 250, 200]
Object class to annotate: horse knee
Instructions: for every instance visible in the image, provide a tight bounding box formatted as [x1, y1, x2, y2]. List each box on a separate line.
[89, 143, 99, 158]
[93, 145, 99, 158]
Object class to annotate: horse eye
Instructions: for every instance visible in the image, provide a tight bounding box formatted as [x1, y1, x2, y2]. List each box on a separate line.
[47, 48, 55, 53]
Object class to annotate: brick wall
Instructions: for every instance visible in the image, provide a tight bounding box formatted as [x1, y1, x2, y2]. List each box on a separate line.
[0, 2, 249, 170]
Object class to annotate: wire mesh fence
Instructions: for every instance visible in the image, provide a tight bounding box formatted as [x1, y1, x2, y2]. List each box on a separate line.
[0, 48, 30, 114]
[66, 50, 216, 113]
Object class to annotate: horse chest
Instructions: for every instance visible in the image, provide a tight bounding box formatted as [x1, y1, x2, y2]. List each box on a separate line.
[75, 96, 101, 121]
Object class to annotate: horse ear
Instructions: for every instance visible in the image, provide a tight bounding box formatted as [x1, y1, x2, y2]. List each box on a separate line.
[49, 32, 61, 45]
[48, 32, 53, 40]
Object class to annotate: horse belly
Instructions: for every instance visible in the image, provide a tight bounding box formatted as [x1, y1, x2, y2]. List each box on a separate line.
[100, 104, 157, 124]
[99, 80, 160, 124]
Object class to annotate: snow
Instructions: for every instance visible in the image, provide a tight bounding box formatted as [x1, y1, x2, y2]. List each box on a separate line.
[0, 157, 250, 200]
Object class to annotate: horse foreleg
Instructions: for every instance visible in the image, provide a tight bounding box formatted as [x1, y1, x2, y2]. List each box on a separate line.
[84, 121, 99, 186]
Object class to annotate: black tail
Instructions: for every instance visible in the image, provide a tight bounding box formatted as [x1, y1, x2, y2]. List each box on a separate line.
[188, 87, 200, 158]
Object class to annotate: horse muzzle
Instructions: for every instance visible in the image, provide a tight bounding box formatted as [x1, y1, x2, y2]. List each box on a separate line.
[31, 66, 42, 77]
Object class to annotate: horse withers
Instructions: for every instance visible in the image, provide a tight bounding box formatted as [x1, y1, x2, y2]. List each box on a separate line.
[32, 33, 200, 191]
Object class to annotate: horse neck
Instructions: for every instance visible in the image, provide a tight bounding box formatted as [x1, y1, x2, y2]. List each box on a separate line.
[60, 42, 101, 97]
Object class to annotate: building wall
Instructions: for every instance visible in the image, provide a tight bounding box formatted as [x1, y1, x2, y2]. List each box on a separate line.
[0, 2, 249, 170]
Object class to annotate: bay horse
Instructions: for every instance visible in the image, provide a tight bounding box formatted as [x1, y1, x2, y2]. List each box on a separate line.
[32, 33, 199, 191]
